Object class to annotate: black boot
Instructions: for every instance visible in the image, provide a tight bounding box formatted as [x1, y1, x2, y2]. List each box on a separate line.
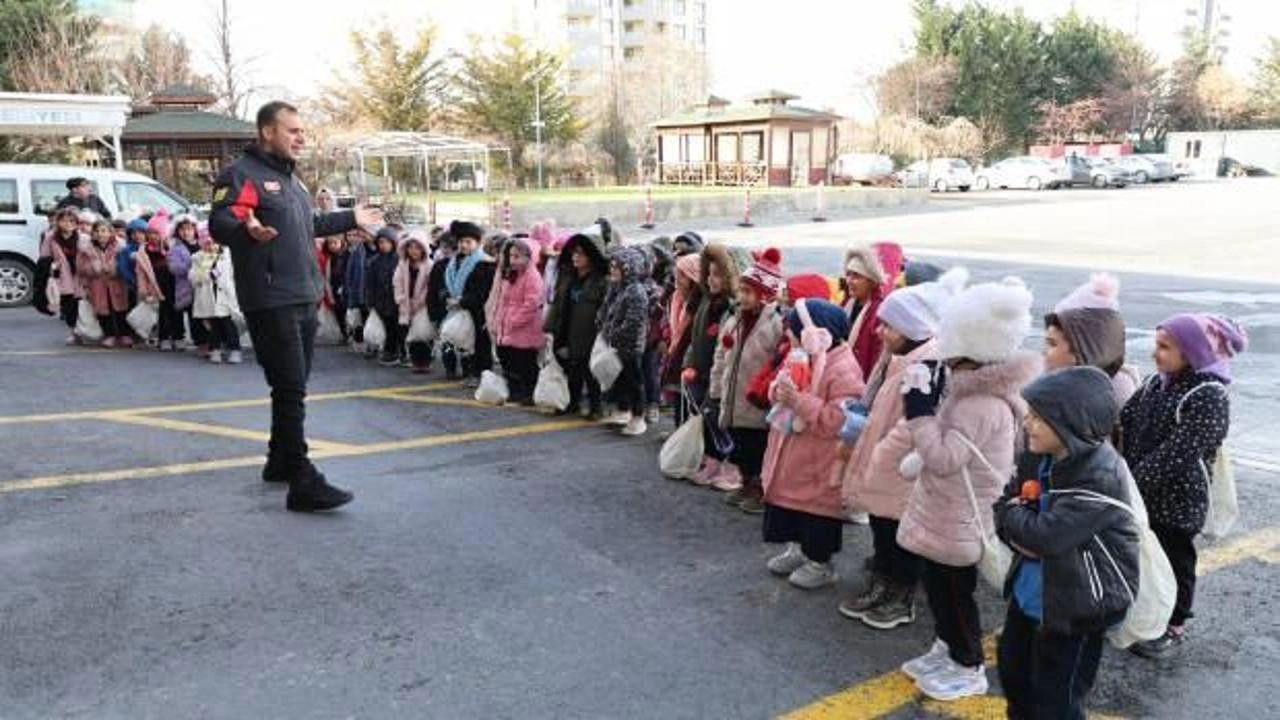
[262, 457, 288, 483]
[286, 466, 354, 512]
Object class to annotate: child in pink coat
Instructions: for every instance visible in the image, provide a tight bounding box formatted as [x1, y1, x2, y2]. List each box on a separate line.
[489, 237, 546, 405]
[77, 220, 131, 347]
[761, 298, 866, 591]
[393, 231, 433, 373]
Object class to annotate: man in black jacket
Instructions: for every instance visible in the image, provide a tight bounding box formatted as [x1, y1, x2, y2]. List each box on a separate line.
[210, 101, 382, 512]
[55, 177, 112, 219]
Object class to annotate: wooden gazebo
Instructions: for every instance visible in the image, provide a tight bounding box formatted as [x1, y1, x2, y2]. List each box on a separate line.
[652, 90, 840, 188]
[121, 84, 256, 194]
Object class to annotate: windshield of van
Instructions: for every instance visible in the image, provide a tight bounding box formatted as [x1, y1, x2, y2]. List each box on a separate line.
[114, 182, 190, 218]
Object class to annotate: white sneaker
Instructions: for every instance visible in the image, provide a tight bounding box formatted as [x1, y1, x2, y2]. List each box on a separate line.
[789, 561, 839, 590]
[766, 543, 807, 576]
[645, 405, 661, 424]
[848, 510, 870, 525]
[208, 350, 223, 364]
[620, 416, 648, 436]
[227, 350, 243, 364]
[916, 659, 989, 701]
[901, 638, 952, 681]
[600, 410, 632, 427]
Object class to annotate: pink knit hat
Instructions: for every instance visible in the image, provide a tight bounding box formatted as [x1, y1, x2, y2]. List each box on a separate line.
[146, 211, 170, 237]
[1055, 272, 1121, 313]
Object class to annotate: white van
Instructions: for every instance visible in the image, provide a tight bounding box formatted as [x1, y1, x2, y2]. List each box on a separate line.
[0, 164, 199, 307]
[832, 153, 895, 186]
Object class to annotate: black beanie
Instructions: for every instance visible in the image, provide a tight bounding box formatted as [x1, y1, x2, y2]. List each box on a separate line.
[450, 220, 484, 242]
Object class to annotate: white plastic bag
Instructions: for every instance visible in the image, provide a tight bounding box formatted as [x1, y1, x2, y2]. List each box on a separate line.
[363, 312, 387, 350]
[407, 309, 436, 344]
[126, 301, 159, 338]
[440, 310, 476, 354]
[534, 355, 571, 411]
[660, 411, 705, 479]
[45, 274, 61, 313]
[345, 307, 364, 334]
[1202, 448, 1238, 540]
[474, 370, 509, 405]
[75, 299, 103, 341]
[316, 305, 344, 345]
[589, 334, 623, 391]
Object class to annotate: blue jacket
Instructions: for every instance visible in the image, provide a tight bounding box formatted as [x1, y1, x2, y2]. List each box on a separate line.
[345, 241, 374, 308]
[117, 240, 140, 289]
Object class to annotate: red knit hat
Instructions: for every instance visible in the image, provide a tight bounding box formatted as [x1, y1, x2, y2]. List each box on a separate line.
[784, 273, 832, 303]
[741, 247, 784, 301]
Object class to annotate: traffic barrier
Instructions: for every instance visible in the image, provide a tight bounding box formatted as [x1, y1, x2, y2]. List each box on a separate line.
[639, 186, 655, 229]
[737, 189, 754, 228]
[812, 181, 827, 222]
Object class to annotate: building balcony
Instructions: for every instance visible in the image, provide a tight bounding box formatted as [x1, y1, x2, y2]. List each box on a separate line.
[659, 161, 767, 187]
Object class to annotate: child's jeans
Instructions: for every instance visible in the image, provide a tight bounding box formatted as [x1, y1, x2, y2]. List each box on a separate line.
[186, 307, 208, 347]
[380, 312, 404, 360]
[642, 346, 661, 408]
[158, 299, 184, 343]
[869, 515, 922, 587]
[922, 560, 983, 668]
[497, 346, 538, 401]
[59, 294, 78, 330]
[98, 312, 130, 341]
[612, 353, 645, 415]
[998, 601, 1104, 720]
[207, 316, 241, 351]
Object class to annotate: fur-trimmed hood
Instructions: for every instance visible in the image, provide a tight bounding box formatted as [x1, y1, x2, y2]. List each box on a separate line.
[844, 243, 904, 297]
[556, 232, 608, 275]
[699, 242, 740, 297]
[609, 245, 647, 285]
[944, 350, 1042, 412]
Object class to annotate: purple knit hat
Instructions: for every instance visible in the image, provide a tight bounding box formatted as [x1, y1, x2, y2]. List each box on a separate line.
[1159, 313, 1248, 384]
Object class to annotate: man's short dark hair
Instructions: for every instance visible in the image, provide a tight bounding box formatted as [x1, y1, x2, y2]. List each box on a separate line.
[66, 177, 89, 191]
[256, 101, 299, 133]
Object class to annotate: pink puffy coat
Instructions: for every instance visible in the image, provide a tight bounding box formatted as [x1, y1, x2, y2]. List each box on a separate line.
[762, 343, 866, 520]
[40, 230, 83, 297]
[893, 352, 1041, 567]
[76, 237, 128, 315]
[393, 236, 432, 325]
[488, 238, 546, 350]
[839, 338, 939, 519]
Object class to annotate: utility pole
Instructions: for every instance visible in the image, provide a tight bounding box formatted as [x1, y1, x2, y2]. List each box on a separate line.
[532, 0, 544, 190]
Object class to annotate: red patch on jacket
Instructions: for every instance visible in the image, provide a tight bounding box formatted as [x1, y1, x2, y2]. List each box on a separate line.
[721, 333, 735, 349]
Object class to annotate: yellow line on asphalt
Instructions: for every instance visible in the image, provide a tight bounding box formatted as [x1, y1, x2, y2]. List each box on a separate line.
[0, 418, 588, 495]
[779, 529, 1280, 720]
[97, 412, 359, 453]
[0, 349, 113, 356]
[0, 382, 460, 425]
[367, 390, 494, 409]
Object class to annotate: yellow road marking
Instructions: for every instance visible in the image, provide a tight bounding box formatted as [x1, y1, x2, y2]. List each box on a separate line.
[0, 349, 114, 356]
[0, 418, 587, 495]
[0, 382, 460, 425]
[97, 412, 359, 453]
[367, 390, 494, 409]
[780, 530, 1280, 720]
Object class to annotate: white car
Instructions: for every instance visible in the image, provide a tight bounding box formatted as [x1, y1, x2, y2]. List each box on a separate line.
[0, 164, 198, 307]
[897, 158, 975, 192]
[975, 156, 1063, 191]
[1110, 155, 1166, 184]
[831, 153, 895, 186]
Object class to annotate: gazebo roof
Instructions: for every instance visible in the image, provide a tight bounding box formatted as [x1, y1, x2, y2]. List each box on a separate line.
[148, 84, 218, 106]
[122, 110, 256, 142]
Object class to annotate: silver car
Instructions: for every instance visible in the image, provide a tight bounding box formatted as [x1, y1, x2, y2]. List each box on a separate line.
[1085, 158, 1133, 188]
[1111, 155, 1168, 184]
[1140, 154, 1177, 182]
[975, 156, 1063, 191]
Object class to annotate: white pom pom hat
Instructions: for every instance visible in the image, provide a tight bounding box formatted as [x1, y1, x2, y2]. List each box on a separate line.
[878, 267, 969, 342]
[936, 276, 1034, 363]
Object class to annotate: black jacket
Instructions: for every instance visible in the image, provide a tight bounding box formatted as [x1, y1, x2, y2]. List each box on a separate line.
[996, 367, 1140, 635]
[544, 233, 608, 360]
[1119, 371, 1230, 534]
[56, 193, 112, 219]
[209, 144, 356, 312]
[426, 257, 451, 324]
[365, 250, 399, 319]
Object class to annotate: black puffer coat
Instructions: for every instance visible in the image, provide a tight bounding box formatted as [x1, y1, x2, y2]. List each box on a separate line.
[544, 233, 608, 360]
[597, 246, 650, 359]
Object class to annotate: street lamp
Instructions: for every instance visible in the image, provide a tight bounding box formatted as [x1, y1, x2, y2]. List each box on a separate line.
[533, 73, 545, 190]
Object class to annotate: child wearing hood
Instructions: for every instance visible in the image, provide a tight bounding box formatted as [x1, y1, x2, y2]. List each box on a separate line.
[890, 277, 1041, 702]
[41, 208, 84, 342]
[544, 232, 609, 418]
[662, 252, 704, 418]
[597, 246, 652, 435]
[837, 267, 968, 630]
[427, 231, 457, 371]
[488, 237, 546, 403]
[761, 299, 866, 590]
[1119, 313, 1247, 658]
[1043, 273, 1142, 407]
[443, 220, 496, 387]
[994, 366, 1140, 719]
[145, 213, 184, 351]
[640, 244, 672, 423]
[394, 231, 433, 373]
[712, 248, 786, 511]
[189, 229, 241, 363]
[842, 243, 905, 377]
[344, 227, 377, 349]
[167, 215, 206, 354]
[681, 244, 740, 483]
[77, 219, 131, 347]
[365, 228, 402, 365]
[320, 233, 351, 339]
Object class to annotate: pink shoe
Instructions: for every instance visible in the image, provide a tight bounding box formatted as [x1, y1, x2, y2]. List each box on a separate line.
[118, 336, 134, 348]
[101, 337, 116, 348]
[65, 334, 79, 346]
[691, 458, 722, 486]
[710, 463, 743, 492]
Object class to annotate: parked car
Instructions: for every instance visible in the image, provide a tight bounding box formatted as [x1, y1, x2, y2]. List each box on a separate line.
[1085, 158, 1133, 188]
[896, 158, 975, 192]
[1139, 154, 1177, 182]
[0, 164, 199, 308]
[1172, 160, 1194, 180]
[831, 153, 895, 186]
[1218, 156, 1271, 177]
[974, 156, 1063, 191]
[1109, 155, 1165, 184]
[1050, 155, 1095, 188]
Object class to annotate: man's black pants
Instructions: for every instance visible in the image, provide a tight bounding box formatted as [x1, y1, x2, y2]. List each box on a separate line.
[245, 303, 317, 479]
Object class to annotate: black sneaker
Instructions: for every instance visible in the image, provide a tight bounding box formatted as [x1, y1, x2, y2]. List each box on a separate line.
[1130, 627, 1185, 659]
[556, 404, 582, 417]
[286, 471, 354, 513]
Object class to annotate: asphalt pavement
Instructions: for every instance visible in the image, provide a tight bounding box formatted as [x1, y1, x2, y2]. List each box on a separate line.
[1, 183, 1278, 719]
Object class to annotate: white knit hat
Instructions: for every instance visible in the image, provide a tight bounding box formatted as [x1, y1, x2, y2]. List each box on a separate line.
[878, 267, 969, 341]
[1054, 272, 1120, 313]
[936, 276, 1034, 362]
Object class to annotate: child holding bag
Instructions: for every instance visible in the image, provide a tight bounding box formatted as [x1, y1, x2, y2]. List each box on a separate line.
[596, 246, 651, 435]
[889, 278, 1040, 702]
[76, 220, 130, 347]
[366, 228, 402, 366]
[167, 215, 204, 353]
[394, 231, 433, 374]
[489, 237, 546, 403]
[761, 299, 865, 590]
[189, 232, 241, 364]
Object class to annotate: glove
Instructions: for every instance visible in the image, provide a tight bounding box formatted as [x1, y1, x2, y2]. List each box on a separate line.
[902, 361, 946, 420]
[838, 400, 870, 446]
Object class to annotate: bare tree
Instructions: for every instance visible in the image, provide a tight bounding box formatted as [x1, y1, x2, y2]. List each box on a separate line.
[211, 0, 254, 119]
[115, 24, 211, 101]
[875, 55, 958, 123]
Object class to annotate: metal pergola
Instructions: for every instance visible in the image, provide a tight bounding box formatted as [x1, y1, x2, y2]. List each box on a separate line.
[343, 131, 512, 194]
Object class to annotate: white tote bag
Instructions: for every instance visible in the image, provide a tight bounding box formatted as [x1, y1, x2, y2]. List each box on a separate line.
[316, 305, 344, 345]
[75, 299, 103, 341]
[1176, 382, 1239, 539]
[440, 310, 476, 354]
[407, 309, 436, 344]
[345, 307, 364, 335]
[126, 301, 159, 338]
[534, 356, 571, 412]
[954, 432, 1013, 588]
[363, 312, 387, 350]
[589, 334, 623, 391]
[659, 388, 705, 479]
[474, 370, 509, 405]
